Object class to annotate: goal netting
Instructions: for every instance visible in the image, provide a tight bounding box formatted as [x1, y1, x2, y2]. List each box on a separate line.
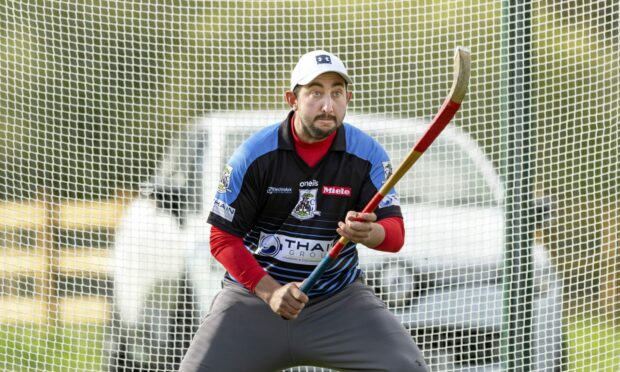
[0, 1, 618, 371]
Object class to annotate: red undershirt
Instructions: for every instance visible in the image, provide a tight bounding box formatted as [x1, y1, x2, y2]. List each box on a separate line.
[210, 114, 405, 292]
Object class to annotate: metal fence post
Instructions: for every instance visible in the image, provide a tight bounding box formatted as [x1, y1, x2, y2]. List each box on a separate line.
[501, 0, 535, 370]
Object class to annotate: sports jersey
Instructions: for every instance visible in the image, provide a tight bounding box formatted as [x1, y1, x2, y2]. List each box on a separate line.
[207, 111, 402, 298]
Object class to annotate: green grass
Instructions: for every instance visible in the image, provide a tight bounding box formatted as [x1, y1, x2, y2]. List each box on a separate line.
[566, 317, 620, 372]
[0, 324, 105, 372]
[1, 318, 619, 371]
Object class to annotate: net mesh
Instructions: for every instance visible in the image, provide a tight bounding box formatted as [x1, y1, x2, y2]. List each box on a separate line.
[0, 1, 618, 371]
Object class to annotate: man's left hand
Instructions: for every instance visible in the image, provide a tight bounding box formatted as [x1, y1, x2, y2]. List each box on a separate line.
[336, 211, 384, 248]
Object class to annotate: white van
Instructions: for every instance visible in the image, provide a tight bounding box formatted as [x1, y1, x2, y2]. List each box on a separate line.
[105, 111, 563, 371]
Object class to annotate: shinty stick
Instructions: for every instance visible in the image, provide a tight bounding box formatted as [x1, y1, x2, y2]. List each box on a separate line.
[300, 47, 471, 294]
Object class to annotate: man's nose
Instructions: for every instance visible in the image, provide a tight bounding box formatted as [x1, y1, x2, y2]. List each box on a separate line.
[321, 96, 334, 112]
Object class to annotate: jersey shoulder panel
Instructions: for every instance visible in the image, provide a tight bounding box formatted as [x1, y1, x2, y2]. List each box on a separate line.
[217, 122, 280, 203]
[343, 123, 392, 190]
[343, 123, 388, 161]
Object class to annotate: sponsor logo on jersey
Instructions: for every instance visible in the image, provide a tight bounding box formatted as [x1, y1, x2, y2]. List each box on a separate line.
[322, 185, 352, 197]
[382, 161, 393, 183]
[378, 192, 400, 208]
[299, 179, 319, 188]
[291, 188, 321, 220]
[212, 198, 236, 221]
[257, 234, 282, 257]
[256, 232, 334, 265]
[267, 186, 293, 194]
[217, 165, 233, 193]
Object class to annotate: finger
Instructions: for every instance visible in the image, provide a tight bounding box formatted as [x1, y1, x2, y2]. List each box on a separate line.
[280, 300, 305, 320]
[292, 292, 309, 304]
[273, 295, 296, 312]
[337, 222, 351, 237]
[281, 299, 303, 313]
[347, 211, 363, 222]
[280, 310, 295, 320]
[337, 220, 369, 243]
[281, 291, 305, 309]
[338, 221, 360, 236]
[351, 212, 376, 223]
[282, 311, 299, 320]
[347, 219, 372, 234]
[289, 283, 309, 303]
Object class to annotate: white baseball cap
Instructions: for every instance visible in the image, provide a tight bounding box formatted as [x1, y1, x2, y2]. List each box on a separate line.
[290, 50, 352, 91]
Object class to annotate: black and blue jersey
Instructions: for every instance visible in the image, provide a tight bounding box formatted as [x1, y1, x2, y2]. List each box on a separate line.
[207, 111, 401, 298]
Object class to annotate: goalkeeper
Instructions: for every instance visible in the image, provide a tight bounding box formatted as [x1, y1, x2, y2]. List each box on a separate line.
[179, 50, 428, 372]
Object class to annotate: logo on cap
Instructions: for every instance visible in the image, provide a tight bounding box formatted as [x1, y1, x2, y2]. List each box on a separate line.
[315, 55, 332, 65]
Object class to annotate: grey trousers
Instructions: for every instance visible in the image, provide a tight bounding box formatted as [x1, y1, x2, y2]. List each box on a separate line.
[179, 279, 428, 372]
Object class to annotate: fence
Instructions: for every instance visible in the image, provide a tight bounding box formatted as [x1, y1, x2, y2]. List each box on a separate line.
[0, 197, 128, 324]
[3, 197, 618, 327]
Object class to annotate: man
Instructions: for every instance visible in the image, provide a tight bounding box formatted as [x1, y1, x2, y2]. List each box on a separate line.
[179, 50, 428, 371]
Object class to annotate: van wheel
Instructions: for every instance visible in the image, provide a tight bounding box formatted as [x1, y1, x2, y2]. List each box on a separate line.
[378, 259, 418, 308]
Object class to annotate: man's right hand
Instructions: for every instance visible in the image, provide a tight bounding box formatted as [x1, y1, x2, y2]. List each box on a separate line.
[254, 275, 309, 320]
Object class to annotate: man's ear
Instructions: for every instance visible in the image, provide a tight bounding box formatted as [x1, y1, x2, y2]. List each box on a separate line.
[284, 91, 297, 110]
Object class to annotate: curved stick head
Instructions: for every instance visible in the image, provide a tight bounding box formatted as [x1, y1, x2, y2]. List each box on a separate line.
[449, 47, 471, 104]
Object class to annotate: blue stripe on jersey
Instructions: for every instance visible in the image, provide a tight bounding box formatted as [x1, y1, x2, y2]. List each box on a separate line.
[217, 122, 280, 204]
[343, 123, 397, 197]
[313, 267, 360, 295]
[320, 268, 359, 294]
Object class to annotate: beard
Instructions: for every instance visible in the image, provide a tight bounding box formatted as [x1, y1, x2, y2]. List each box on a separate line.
[301, 115, 339, 141]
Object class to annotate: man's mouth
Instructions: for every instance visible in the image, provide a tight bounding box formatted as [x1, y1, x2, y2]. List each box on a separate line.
[314, 116, 336, 123]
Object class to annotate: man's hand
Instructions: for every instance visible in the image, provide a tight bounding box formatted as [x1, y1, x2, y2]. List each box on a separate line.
[336, 211, 385, 248]
[254, 275, 309, 320]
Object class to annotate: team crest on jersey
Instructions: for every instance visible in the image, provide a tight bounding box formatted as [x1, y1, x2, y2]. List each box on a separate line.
[217, 165, 232, 193]
[291, 188, 321, 220]
[382, 161, 393, 182]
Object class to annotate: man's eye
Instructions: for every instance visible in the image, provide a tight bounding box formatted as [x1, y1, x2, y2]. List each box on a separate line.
[311, 91, 322, 97]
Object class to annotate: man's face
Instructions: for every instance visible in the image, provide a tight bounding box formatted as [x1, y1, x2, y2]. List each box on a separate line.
[291, 72, 352, 143]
